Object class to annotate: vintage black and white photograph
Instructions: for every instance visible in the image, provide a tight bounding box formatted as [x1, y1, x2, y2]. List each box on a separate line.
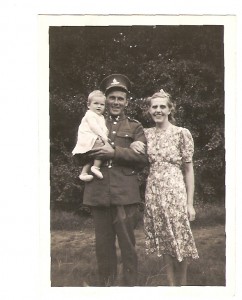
[49, 19, 225, 287]
[1, 0, 241, 299]
[38, 15, 235, 292]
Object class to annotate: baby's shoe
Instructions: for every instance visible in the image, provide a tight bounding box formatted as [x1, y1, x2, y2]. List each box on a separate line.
[79, 173, 93, 182]
[91, 166, 103, 179]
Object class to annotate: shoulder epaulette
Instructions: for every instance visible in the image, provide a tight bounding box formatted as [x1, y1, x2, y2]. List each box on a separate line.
[127, 117, 140, 123]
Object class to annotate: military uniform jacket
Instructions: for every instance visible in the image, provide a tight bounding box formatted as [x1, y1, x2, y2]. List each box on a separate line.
[83, 114, 148, 206]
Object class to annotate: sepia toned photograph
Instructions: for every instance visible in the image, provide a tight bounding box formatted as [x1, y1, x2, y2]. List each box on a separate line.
[1, 0, 241, 298]
[38, 15, 235, 292]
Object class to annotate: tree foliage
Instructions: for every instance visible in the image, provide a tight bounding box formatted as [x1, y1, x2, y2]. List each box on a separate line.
[49, 25, 224, 210]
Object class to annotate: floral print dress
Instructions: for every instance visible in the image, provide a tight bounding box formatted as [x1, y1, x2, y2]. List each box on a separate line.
[144, 125, 199, 262]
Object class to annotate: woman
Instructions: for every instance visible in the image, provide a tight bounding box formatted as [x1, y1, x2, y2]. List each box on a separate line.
[143, 89, 198, 286]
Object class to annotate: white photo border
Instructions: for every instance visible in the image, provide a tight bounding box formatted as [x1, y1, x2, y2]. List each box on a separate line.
[38, 14, 236, 300]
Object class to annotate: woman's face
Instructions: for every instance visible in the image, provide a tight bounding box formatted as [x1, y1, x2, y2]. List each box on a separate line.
[149, 97, 171, 124]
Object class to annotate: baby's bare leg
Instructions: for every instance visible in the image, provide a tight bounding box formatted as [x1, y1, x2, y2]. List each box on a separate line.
[79, 163, 93, 182]
[93, 159, 102, 168]
[91, 160, 103, 179]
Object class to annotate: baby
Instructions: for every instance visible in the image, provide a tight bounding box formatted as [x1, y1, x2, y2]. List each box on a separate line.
[72, 90, 109, 182]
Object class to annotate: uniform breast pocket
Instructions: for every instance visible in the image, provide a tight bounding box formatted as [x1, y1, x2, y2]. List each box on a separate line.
[116, 132, 135, 147]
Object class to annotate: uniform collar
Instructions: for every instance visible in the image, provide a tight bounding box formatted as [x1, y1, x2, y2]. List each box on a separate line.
[108, 113, 126, 122]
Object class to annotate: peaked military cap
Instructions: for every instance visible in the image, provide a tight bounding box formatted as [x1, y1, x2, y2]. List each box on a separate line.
[100, 74, 131, 94]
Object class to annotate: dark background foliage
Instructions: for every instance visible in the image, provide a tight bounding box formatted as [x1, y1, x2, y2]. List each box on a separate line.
[49, 25, 224, 212]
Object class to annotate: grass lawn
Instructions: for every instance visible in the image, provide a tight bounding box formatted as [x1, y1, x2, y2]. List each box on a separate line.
[51, 202, 225, 287]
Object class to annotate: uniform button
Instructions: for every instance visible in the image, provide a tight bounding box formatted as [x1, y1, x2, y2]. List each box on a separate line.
[111, 142, 114, 145]
[125, 134, 129, 137]
[113, 122, 117, 124]
[112, 131, 116, 134]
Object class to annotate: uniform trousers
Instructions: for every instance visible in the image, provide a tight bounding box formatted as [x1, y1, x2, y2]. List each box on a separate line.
[92, 204, 139, 286]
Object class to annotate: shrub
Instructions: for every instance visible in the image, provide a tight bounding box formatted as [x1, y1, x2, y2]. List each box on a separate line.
[49, 25, 224, 210]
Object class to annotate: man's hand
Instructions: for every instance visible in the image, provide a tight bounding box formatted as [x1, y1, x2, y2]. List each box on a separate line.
[88, 141, 115, 160]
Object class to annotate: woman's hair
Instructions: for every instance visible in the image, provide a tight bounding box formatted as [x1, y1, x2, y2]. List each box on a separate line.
[146, 89, 176, 123]
[87, 90, 106, 105]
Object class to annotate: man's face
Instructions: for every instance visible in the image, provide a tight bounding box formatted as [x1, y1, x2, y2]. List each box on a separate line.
[106, 90, 128, 116]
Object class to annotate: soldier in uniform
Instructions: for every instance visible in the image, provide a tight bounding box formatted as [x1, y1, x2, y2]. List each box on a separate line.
[81, 74, 148, 286]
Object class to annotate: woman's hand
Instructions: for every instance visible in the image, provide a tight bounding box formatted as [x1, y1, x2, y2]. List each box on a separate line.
[130, 141, 146, 154]
[187, 204, 196, 222]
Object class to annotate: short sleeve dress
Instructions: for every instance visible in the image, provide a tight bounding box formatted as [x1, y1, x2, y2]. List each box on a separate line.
[144, 125, 199, 262]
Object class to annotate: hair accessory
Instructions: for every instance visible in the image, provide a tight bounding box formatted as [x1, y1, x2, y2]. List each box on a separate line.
[158, 89, 171, 99]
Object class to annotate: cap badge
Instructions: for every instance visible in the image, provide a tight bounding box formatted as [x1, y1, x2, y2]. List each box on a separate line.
[111, 78, 120, 85]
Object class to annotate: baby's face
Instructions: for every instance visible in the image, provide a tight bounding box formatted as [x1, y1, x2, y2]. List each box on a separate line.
[88, 96, 106, 115]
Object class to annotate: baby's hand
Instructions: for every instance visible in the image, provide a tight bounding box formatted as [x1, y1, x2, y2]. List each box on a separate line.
[100, 136, 109, 143]
[130, 141, 146, 154]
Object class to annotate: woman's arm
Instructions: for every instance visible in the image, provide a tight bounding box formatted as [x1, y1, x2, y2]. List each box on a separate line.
[184, 161, 196, 221]
[130, 141, 146, 154]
